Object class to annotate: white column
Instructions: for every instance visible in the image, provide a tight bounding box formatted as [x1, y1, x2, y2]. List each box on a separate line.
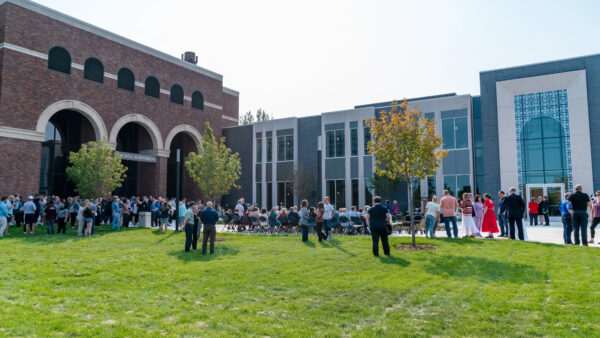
[345, 121, 352, 210]
[358, 120, 365, 209]
[293, 120, 299, 207]
[271, 128, 277, 208]
[261, 130, 267, 209]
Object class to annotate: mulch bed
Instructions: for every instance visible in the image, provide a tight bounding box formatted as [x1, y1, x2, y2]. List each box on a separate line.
[199, 237, 229, 242]
[394, 244, 437, 251]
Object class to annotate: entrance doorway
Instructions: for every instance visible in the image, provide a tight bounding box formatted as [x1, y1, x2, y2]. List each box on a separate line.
[525, 183, 565, 220]
[115, 122, 156, 197]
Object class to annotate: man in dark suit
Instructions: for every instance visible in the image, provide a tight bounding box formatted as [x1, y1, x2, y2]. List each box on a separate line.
[502, 187, 526, 240]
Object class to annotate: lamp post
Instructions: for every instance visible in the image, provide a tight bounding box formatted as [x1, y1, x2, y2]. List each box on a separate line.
[175, 148, 181, 231]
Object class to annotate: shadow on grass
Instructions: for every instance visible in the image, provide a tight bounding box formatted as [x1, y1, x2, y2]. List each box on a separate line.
[378, 255, 410, 266]
[422, 255, 547, 284]
[431, 237, 485, 245]
[318, 238, 356, 257]
[168, 244, 240, 263]
[302, 240, 316, 247]
[1, 224, 146, 245]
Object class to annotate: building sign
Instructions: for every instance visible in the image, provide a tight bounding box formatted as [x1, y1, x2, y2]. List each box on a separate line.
[118, 151, 156, 163]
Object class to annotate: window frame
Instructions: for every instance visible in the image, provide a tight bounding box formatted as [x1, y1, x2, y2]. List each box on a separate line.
[47, 46, 71, 75]
[117, 68, 135, 92]
[325, 129, 346, 158]
[83, 57, 104, 84]
[191, 91, 204, 110]
[276, 135, 294, 162]
[170, 84, 184, 105]
[442, 117, 469, 150]
[144, 76, 160, 98]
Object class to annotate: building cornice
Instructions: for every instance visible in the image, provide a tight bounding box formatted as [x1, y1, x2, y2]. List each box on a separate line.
[0, 126, 45, 142]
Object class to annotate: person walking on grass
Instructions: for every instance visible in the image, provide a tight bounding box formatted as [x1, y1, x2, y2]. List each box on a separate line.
[57, 200, 68, 234]
[44, 200, 57, 235]
[315, 202, 326, 242]
[365, 196, 391, 257]
[323, 196, 334, 241]
[440, 190, 459, 238]
[183, 205, 199, 252]
[0, 196, 9, 237]
[82, 201, 94, 237]
[111, 196, 122, 231]
[481, 193, 500, 239]
[159, 202, 170, 232]
[23, 196, 37, 235]
[200, 201, 219, 255]
[589, 191, 600, 244]
[528, 198, 539, 226]
[424, 196, 440, 238]
[568, 184, 592, 246]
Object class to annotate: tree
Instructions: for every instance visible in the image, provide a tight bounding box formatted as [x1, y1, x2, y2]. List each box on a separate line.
[365, 100, 447, 247]
[66, 140, 127, 198]
[239, 108, 273, 125]
[185, 122, 241, 203]
[367, 174, 402, 201]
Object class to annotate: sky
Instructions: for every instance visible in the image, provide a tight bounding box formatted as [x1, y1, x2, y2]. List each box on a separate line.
[36, 0, 600, 119]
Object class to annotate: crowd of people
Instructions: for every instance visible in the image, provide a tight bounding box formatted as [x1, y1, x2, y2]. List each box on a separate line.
[1, 183, 599, 255]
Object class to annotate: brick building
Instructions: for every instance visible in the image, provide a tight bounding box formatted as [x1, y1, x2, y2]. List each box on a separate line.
[0, 0, 239, 198]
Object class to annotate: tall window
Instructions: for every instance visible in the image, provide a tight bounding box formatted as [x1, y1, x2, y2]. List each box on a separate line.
[83, 58, 103, 83]
[267, 182, 273, 208]
[520, 117, 568, 184]
[444, 175, 470, 197]
[351, 179, 359, 207]
[117, 68, 135, 91]
[427, 176, 436, 198]
[364, 127, 371, 154]
[256, 138, 262, 162]
[145, 76, 160, 98]
[442, 117, 468, 149]
[326, 180, 346, 209]
[277, 135, 294, 162]
[48, 47, 71, 74]
[256, 183, 262, 207]
[191, 91, 204, 110]
[266, 137, 272, 162]
[326, 130, 345, 158]
[350, 128, 358, 156]
[277, 181, 294, 208]
[365, 179, 373, 206]
[170, 84, 184, 104]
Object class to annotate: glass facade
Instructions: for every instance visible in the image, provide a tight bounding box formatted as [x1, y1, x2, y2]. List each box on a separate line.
[472, 96, 484, 194]
[256, 138, 262, 162]
[326, 180, 345, 210]
[266, 137, 272, 162]
[365, 178, 373, 206]
[351, 179, 359, 207]
[277, 135, 294, 162]
[514, 89, 572, 192]
[277, 181, 294, 208]
[443, 175, 471, 198]
[326, 130, 345, 158]
[350, 128, 358, 156]
[364, 127, 371, 154]
[442, 117, 468, 150]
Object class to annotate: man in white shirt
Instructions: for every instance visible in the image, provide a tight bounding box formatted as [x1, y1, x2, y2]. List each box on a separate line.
[235, 199, 245, 217]
[323, 196, 334, 241]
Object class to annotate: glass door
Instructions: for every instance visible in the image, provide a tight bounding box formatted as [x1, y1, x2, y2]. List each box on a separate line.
[526, 184, 565, 221]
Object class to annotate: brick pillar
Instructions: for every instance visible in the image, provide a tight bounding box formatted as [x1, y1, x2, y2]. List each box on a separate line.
[155, 156, 167, 198]
[0, 137, 42, 196]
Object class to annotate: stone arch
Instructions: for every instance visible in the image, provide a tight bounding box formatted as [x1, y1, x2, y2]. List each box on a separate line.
[37, 100, 108, 141]
[109, 114, 164, 150]
[164, 124, 202, 151]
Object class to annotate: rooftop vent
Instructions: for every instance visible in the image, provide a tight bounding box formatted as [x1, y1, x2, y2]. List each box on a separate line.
[181, 51, 198, 65]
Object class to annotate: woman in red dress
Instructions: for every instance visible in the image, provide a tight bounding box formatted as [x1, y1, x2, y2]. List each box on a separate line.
[481, 193, 500, 239]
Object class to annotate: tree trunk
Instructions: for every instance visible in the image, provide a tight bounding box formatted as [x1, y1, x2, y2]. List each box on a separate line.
[407, 179, 416, 247]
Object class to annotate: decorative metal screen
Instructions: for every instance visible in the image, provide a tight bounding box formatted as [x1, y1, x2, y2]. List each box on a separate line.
[47, 47, 71, 74]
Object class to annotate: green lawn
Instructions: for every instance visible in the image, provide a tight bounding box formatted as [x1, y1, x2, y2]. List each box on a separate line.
[1, 225, 599, 337]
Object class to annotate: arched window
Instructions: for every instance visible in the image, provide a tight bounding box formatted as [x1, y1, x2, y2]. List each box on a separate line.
[117, 68, 135, 91]
[47, 46, 71, 74]
[83, 58, 104, 83]
[145, 76, 160, 98]
[191, 91, 204, 110]
[170, 84, 184, 105]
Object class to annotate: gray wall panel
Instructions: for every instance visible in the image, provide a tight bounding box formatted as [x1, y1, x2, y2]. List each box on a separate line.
[297, 116, 322, 205]
[277, 162, 294, 181]
[222, 125, 253, 208]
[350, 157, 358, 178]
[325, 158, 345, 179]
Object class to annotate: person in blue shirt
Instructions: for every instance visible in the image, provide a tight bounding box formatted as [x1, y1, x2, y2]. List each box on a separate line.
[560, 193, 573, 244]
[177, 201, 187, 232]
[23, 196, 37, 235]
[111, 196, 122, 231]
[200, 201, 220, 254]
[0, 196, 9, 237]
[150, 199, 160, 228]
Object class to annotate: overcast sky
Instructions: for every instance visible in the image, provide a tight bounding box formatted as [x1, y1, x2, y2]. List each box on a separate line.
[37, 0, 600, 119]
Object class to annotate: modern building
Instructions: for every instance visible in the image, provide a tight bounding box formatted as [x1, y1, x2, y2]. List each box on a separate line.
[223, 93, 476, 212]
[224, 54, 600, 219]
[0, 0, 239, 198]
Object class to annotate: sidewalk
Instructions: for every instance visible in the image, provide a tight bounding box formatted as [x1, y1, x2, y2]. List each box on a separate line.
[392, 221, 599, 247]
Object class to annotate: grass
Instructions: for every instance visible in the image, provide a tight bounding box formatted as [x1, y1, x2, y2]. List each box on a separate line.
[1, 225, 600, 337]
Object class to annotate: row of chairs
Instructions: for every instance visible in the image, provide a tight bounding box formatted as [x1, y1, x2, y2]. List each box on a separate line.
[221, 213, 371, 235]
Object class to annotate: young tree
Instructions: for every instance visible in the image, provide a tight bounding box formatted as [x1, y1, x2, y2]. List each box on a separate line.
[240, 110, 254, 125]
[365, 100, 447, 247]
[185, 122, 241, 203]
[66, 140, 127, 198]
[240, 108, 273, 125]
[367, 174, 402, 202]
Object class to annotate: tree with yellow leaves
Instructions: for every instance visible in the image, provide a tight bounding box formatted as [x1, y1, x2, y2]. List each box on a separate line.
[365, 100, 447, 247]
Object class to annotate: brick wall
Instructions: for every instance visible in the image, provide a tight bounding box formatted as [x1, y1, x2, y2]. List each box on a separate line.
[0, 138, 42, 197]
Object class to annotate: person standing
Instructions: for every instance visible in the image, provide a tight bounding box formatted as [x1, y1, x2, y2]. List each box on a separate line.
[496, 191, 508, 237]
[82, 201, 94, 236]
[44, 200, 57, 235]
[315, 202, 327, 242]
[183, 205, 199, 252]
[481, 193, 500, 239]
[177, 200, 187, 231]
[473, 195, 484, 234]
[4, 195, 13, 236]
[111, 196, 122, 231]
[424, 196, 440, 238]
[0, 197, 8, 237]
[540, 196, 550, 226]
[23, 196, 37, 235]
[365, 196, 391, 257]
[323, 196, 334, 241]
[502, 187, 526, 240]
[568, 184, 592, 246]
[299, 200, 311, 242]
[121, 198, 131, 228]
[528, 198, 539, 226]
[461, 193, 478, 238]
[559, 193, 573, 244]
[439, 190, 459, 238]
[159, 202, 170, 232]
[57, 200, 68, 234]
[589, 191, 600, 244]
[69, 197, 79, 229]
[200, 201, 219, 255]
[13, 196, 23, 233]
